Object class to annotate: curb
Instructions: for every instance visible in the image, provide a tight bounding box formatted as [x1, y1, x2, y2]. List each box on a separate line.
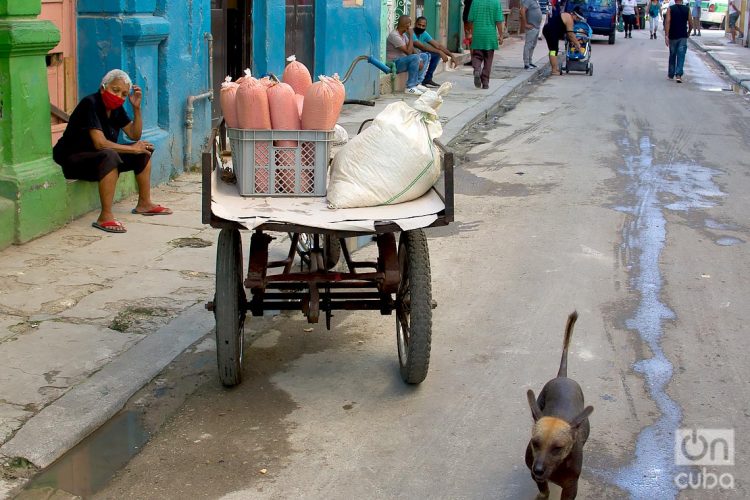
[0, 303, 214, 469]
[689, 38, 750, 87]
[443, 58, 549, 145]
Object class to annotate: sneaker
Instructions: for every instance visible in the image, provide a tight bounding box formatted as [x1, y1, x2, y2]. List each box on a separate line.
[738, 32, 744, 38]
[481, 84, 489, 89]
[524, 64, 530, 69]
[405, 87, 423, 95]
[675, 76, 682, 83]
[423, 79, 440, 88]
[529, 63, 538, 68]
[416, 84, 428, 92]
[473, 72, 481, 88]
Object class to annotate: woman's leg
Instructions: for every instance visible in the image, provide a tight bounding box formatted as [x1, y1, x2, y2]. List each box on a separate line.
[97, 167, 119, 224]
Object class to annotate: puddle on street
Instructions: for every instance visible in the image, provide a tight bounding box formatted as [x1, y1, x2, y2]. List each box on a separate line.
[603, 135, 724, 499]
[18, 411, 149, 499]
[716, 236, 743, 246]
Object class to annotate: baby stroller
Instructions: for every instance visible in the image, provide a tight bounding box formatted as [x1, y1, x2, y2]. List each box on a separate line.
[562, 20, 593, 76]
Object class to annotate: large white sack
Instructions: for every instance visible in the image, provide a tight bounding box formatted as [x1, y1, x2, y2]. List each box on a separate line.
[327, 83, 452, 209]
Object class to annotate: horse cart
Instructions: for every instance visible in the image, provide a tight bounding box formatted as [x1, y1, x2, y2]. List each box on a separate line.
[202, 119, 454, 387]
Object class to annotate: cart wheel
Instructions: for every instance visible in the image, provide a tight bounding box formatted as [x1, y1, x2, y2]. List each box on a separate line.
[294, 233, 341, 270]
[215, 228, 246, 387]
[396, 229, 432, 384]
[588, 63, 593, 76]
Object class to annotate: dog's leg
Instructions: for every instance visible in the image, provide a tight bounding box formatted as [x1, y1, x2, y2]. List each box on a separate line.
[560, 481, 578, 500]
[534, 480, 550, 499]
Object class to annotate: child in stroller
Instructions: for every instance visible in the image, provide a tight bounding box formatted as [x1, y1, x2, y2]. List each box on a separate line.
[563, 19, 594, 75]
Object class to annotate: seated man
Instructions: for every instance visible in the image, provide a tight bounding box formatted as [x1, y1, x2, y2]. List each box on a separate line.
[53, 69, 172, 233]
[412, 16, 459, 87]
[386, 15, 429, 95]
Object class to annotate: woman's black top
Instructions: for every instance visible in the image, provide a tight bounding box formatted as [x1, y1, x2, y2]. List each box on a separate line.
[53, 92, 131, 159]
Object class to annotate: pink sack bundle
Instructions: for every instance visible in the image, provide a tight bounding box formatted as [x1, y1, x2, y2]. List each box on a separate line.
[235, 71, 271, 130]
[267, 81, 301, 146]
[220, 76, 239, 128]
[282, 55, 313, 96]
[301, 75, 346, 131]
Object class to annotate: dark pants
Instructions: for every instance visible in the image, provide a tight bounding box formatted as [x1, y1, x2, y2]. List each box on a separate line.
[53, 149, 150, 182]
[423, 51, 441, 82]
[623, 14, 636, 34]
[472, 49, 495, 87]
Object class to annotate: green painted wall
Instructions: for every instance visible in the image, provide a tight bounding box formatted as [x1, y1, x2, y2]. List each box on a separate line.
[0, 3, 67, 248]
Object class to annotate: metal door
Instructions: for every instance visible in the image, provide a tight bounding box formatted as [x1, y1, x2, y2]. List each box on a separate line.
[285, 0, 315, 73]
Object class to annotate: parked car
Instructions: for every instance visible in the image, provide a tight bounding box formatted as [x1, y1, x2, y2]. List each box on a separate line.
[566, 0, 619, 44]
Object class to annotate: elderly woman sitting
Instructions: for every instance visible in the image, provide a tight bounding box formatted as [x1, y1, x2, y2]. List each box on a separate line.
[53, 69, 172, 233]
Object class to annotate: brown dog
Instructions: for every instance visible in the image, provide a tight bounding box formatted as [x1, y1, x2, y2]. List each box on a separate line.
[525, 311, 593, 500]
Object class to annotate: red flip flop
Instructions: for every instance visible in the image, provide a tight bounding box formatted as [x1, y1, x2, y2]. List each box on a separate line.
[131, 205, 173, 216]
[92, 220, 127, 233]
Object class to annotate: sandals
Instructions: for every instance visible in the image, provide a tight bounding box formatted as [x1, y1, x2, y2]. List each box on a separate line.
[92, 220, 127, 233]
[131, 205, 173, 216]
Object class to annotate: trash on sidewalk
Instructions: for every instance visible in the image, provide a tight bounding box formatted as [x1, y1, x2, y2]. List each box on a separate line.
[326, 82, 453, 209]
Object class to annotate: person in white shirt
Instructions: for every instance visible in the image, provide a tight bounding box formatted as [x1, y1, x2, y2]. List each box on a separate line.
[727, 0, 744, 43]
[621, 0, 638, 38]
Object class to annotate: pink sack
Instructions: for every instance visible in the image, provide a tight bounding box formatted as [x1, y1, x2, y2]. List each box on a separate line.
[282, 55, 313, 96]
[301, 75, 345, 131]
[267, 82, 301, 146]
[295, 94, 304, 119]
[220, 76, 239, 128]
[235, 72, 272, 130]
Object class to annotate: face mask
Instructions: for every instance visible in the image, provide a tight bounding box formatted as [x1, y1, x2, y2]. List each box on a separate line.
[414, 27, 426, 35]
[101, 89, 126, 110]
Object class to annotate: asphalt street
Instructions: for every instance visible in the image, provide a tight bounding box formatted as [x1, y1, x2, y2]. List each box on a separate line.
[23, 29, 750, 500]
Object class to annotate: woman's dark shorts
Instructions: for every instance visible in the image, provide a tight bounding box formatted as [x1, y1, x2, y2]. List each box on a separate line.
[54, 149, 150, 182]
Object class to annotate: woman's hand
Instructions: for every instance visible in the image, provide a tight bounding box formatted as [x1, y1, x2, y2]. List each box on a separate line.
[129, 85, 143, 110]
[132, 140, 154, 155]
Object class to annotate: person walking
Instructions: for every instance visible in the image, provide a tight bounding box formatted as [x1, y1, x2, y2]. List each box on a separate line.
[621, 0, 638, 37]
[665, 0, 692, 82]
[690, 0, 701, 35]
[728, 0, 744, 44]
[466, 0, 505, 89]
[648, 0, 661, 38]
[521, 0, 544, 69]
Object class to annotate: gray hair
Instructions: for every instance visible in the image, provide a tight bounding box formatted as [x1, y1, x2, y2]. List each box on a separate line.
[101, 69, 132, 89]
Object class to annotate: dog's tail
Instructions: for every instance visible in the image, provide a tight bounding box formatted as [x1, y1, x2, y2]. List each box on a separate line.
[558, 310, 578, 378]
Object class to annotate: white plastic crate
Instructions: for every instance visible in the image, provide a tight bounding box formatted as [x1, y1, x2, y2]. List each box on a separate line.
[227, 128, 333, 196]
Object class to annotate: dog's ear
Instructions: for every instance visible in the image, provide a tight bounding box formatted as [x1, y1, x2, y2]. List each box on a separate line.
[527, 390, 543, 421]
[570, 405, 594, 428]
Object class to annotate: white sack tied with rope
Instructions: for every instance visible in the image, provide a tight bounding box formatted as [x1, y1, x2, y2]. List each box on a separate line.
[326, 82, 452, 209]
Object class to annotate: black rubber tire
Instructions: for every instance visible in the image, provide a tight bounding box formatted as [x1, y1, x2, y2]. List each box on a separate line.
[396, 229, 432, 384]
[294, 233, 341, 270]
[608, 31, 616, 44]
[588, 63, 593, 76]
[215, 228, 246, 387]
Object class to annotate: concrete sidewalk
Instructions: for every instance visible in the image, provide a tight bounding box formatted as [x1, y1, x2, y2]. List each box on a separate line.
[0, 34, 548, 496]
[689, 30, 750, 91]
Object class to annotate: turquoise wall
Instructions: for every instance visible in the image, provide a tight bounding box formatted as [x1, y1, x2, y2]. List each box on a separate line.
[76, 0, 212, 182]
[254, 0, 382, 100]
